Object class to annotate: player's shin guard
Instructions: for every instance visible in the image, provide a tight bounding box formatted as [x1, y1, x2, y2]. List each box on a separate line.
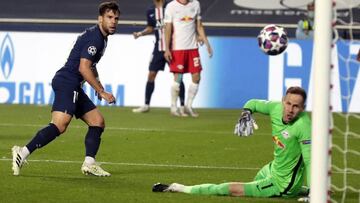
[186, 82, 199, 108]
[171, 82, 180, 107]
[145, 81, 155, 105]
[26, 123, 60, 153]
[85, 126, 104, 158]
[188, 183, 230, 196]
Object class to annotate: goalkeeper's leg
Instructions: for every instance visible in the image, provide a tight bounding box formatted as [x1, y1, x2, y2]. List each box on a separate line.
[164, 182, 231, 196]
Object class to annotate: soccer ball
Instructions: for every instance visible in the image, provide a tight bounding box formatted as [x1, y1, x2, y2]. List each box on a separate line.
[257, 24, 288, 55]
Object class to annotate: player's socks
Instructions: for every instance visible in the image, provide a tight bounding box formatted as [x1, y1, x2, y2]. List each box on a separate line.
[186, 82, 199, 108]
[171, 81, 180, 108]
[187, 183, 230, 195]
[145, 81, 155, 105]
[179, 81, 185, 106]
[85, 126, 103, 157]
[84, 156, 96, 165]
[20, 146, 30, 159]
[26, 123, 60, 153]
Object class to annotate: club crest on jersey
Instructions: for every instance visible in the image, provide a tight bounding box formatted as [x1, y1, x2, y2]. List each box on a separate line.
[273, 136, 285, 149]
[177, 64, 184, 70]
[281, 131, 290, 139]
[88, 46, 97, 56]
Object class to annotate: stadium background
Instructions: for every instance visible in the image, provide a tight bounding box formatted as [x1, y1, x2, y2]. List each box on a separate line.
[0, 1, 359, 203]
[0, 0, 360, 112]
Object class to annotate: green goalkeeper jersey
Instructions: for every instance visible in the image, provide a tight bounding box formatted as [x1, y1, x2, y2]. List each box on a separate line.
[244, 99, 311, 194]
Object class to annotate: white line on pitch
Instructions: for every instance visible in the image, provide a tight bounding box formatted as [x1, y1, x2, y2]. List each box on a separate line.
[0, 158, 259, 171]
[0, 123, 234, 135]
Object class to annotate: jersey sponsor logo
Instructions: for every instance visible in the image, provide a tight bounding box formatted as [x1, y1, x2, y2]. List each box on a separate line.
[281, 131, 290, 139]
[273, 135, 285, 149]
[302, 140, 311, 145]
[180, 16, 194, 22]
[87, 46, 97, 56]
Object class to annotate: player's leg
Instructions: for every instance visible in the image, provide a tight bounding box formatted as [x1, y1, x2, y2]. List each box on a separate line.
[153, 182, 232, 196]
[178, 81, 189, 117]
[185, 49, 202, 117]
[171, 73, 181, 116]
[133, 50, 165, 113]
[169, 50, 186, 116]
[11, 79, 78, 175]
[185, 72, 200, 117]
[133, 70, 157, 113]
[11, 111, 71, 176]
[77, 90, 110, 177]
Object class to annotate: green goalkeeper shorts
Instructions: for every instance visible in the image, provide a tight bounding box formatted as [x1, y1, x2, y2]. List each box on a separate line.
[244, 163, 281, 197]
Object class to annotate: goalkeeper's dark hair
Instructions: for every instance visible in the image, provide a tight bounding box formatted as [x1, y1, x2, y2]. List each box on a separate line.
[99, 1, 120, 16]
[286, 86, 307, 104]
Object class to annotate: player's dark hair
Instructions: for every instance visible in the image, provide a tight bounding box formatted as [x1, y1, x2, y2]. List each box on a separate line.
[99, 1, 120, 16]
[286, 86, 307, 104]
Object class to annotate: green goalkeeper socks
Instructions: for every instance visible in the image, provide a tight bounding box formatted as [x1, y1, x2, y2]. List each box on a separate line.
[187, 183, 230, 196]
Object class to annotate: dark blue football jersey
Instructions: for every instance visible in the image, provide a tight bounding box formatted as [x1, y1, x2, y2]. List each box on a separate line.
[147, 1, 169, 52]
[54, 25, 107, 86]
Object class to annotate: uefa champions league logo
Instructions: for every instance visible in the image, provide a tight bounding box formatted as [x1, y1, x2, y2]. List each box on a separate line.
[0, 33, 16, 103]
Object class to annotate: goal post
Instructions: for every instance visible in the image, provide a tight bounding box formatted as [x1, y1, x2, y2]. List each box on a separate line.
[311, 0, 333, 202]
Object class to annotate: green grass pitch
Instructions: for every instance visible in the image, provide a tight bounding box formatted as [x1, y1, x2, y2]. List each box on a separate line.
[0, 104, 359, 203]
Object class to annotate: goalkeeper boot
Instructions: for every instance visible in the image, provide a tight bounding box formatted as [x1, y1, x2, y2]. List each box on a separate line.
[179, 106, 189, 117]
[81, 162, 111, 177]
[185, 106, 199, 117]
[11, 146, 28, 176]
[152, 183, 169, 192]
[132, 105, 150, 113]
[152, 182, 185, 193]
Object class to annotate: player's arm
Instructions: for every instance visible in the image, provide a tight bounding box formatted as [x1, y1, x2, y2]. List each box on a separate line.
[164, 22, 172, 62]
[299, 122, 311, 188]
[196, 20, 213, 58]
[243, 99, 275, 115]
[163, 5, 173, 62]
[357, 48, 360, 62]
[133, 25, 154, 39]
[79, 58, 115, 103]
[234, 99, 275, 136]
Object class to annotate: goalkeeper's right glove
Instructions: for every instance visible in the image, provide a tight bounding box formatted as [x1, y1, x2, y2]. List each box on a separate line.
[234, 109, 258, 137]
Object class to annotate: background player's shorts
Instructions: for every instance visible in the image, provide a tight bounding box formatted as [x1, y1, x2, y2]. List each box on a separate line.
[243, 163, 281, 197]
[149, 49, 166, 72]
[51, 78, 96, 119]
[169, 49, 202, 73]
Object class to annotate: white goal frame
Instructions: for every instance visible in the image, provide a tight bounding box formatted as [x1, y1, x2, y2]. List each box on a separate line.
[311, 0, 333, 202]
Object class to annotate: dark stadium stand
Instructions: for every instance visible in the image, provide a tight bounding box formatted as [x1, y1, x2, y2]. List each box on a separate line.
[0, 0, 359, 38]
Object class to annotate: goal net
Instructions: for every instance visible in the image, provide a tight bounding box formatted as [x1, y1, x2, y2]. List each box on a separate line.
[330, 0, 360, 202]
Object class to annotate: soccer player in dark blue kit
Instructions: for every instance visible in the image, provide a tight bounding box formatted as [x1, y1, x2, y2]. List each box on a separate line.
[11, 2, 120, 177]
[132, 0, 188, 117]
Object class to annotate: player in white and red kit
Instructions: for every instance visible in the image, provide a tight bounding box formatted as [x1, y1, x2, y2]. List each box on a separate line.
[164, 0, 212, 117]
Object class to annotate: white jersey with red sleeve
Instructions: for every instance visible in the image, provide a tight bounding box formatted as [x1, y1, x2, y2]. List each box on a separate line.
[164, 0, 201, 50]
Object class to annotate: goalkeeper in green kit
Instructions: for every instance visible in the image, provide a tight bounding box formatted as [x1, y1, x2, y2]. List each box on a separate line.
[153, 86, 311, 200]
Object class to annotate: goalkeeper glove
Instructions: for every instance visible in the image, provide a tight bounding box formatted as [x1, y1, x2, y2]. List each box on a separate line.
[234, 109, 258, 137]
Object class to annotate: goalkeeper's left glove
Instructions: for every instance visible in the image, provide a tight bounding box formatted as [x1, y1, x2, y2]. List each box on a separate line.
[234, 109, 258, 137]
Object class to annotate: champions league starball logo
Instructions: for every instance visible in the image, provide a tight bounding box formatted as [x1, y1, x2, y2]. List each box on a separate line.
[0, 33, 16, 103]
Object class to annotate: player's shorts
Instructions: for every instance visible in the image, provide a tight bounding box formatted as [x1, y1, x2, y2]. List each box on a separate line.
[51, 77, 96, 119]
[169, 49, 202, 73]
[243, 163, 281, 197]
[149, 49, 166, 72]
